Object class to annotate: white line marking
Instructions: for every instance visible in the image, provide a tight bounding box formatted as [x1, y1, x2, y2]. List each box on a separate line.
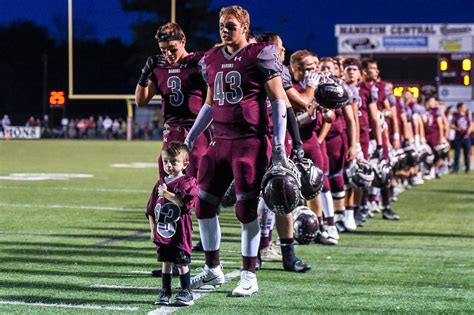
[0, 173, 94, 181]
[111, 162, 156, 168]
[93, 231, 146, 247]
[0, 203, 140, 212]
[91, 284, 159, 290]
[0, 300, 138, 311]
[129, 270, 151, 274]
[0, 186, 148, 193]
[147, 269, 241, 315]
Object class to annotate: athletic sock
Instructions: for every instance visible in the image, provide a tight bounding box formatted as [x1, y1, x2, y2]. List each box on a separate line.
[179, 271, 191, 290]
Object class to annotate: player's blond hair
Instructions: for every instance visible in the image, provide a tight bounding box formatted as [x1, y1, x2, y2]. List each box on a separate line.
[219, 6, 250, 35]
[290, 50, 316, 73]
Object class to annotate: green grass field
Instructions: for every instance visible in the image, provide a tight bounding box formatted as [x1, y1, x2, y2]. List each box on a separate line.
[0, 140, 473, 314]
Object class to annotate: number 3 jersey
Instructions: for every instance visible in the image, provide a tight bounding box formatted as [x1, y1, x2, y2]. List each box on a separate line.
[145, 175, 198, 255]
[199, 43, 283, 139]
[150, 52, 207, 128]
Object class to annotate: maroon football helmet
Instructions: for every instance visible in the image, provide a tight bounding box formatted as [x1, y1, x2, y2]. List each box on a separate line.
[315, 72, 349, 110]
[295, 158, 323, 200]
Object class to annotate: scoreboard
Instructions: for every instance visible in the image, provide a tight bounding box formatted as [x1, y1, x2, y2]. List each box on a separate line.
[335, 24, 474, 109]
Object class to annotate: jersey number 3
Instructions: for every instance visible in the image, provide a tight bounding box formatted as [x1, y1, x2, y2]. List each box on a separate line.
[213, 71, 243, 105]
[167, 76, 184, 106]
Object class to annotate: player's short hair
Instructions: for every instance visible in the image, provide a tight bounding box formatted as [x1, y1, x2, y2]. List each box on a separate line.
[155, 22, 185, 42]
[343, 57, 361, 69]
[256, 32, 280, 43]
[220, 6, 250, 32]
[163, 141, 189, 162]
[456, 102, 465, 109]
[320, 57, 336, 64]
[361, 59, 377, 71]
[290, 50, 317, 73]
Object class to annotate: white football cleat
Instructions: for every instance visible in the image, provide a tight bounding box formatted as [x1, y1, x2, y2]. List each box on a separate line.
[190, 264, 225, 289]
[326, 225, 340, 242]
[343, 210, 357, 232]
[232, 270, 259, 297]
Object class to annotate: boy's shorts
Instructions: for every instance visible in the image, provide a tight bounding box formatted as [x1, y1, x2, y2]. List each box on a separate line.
[157, 246, 191, 265]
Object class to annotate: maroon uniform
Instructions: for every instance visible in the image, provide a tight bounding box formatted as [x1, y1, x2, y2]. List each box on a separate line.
[425, 106, 442, 148]
[196, 43, 281, 223]
[452, 112, 471, 140]
[326, 107, 347, 196]
[150, 52, 211, 178]
[357, 82, 372, 159]
[146, 175, 198, 260]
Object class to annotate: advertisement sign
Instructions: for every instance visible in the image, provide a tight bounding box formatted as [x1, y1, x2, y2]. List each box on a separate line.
[0, 126, 41, 139]
[438, 85, 472, 101]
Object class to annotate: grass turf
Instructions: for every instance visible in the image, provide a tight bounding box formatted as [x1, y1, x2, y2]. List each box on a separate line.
[0, 140, 472, 314]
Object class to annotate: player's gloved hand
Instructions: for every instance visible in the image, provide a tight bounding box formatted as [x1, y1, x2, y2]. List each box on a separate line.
[355, 143, 364, 160]
[272, 144, 288, 167]
[290, 142, 305, 163]
[370, 85, 379, 103]
[138, 55, 165, 87]
[304, 71, 321, 89]
[373, 145, 384, 161]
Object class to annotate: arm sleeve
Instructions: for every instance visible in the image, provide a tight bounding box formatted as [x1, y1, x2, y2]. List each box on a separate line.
[271, 99, 287, 146]
[185, 104, 213, 150]
[256, 44, 283, 81]
[286, 107, 303, 147]
[198, 56, 208, 85]
[281, 66, 293, 90]
[177, 177, 199, 214]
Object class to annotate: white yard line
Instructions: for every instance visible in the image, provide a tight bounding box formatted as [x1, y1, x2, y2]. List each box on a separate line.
[0, 203, 140, 212]
[91, 284, 159, 290]
[93, 231, 146, 247]
[0, 300, 138, 312]
[147, 269, 241, 315]
[0, 185, 148, 193]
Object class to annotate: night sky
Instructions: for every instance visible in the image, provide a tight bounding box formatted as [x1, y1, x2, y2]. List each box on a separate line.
[1, 0, 474, 56]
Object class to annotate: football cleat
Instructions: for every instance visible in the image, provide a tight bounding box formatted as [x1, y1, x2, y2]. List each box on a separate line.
[343, 210, 357, 232]
[283, 258, 311, 273]
[335, 213, 346, 233]
[232, 271, 259, 297]
[315, 229, 337, 245]
[173, 289, 194, 306]
[155, 289, 172, 305]
[354, 210, 365, 227]
[326, 225, 340, 242]
[382, 208, 400, 221]
[190, 264, 225, 289]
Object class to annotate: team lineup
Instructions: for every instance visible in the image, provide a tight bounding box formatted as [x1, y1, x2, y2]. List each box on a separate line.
[134, 5, 461, 307]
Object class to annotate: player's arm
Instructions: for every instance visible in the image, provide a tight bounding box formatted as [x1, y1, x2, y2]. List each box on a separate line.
[343, 104, 356, 160]
[317, 121, 331, 144]
[265, 76, 288, 165]
[148, 216, 155, 241]
[184, 86, 213, 150]
[436, 116, 446, 143]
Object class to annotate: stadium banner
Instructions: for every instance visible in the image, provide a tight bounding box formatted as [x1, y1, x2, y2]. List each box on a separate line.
[0, 126, 41, 139]
[336, 24, 474, 53]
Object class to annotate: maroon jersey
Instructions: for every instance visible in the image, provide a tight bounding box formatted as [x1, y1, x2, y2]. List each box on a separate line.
[146, 175, 198, 256]
[452, 112, 471, 140]
[357, 82, 372, 133]
[291, 80, 318, 141]
[326, 108, 345, 139]
[375, 81, 388, 111]
[150, 52, 206, 128]
[200, 43, 282, 139]
[425, 107, 442, 143]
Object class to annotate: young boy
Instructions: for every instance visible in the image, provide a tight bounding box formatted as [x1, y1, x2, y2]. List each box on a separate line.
[146, 141, 198, 306]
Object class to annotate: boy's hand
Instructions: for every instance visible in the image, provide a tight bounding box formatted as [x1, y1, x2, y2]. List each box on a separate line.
[158, 183, 168, 197]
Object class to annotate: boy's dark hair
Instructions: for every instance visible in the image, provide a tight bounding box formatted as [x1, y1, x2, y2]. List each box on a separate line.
[457, 102, 465, 109]
[164, 141, 189, 161]
[256, 32, 280, 43]
[343, 57, 361, 69]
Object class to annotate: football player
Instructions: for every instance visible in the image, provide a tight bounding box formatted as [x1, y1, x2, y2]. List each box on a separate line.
[319, 57, 357, 232]
[424, 96, 447, 178]
[135, 22, 210, 179]
[184, 5, 291, 296]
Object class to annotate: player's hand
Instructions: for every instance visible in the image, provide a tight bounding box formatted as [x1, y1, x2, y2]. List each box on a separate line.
[290, 143, 305, 163]
[347, 145, 356, 161]
[355, 143, 364, 160]
[272, 144, 288, 167]
[138, 55, 165, 87]
[373, 145, 384, 161]
[370, 85, 379, 103]
[304, 71, 321, 89]
[322, 108, 334, 123]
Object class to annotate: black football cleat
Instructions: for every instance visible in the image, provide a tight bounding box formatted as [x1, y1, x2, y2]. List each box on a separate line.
[174, 289, 194, 306]
[283, 258, 311, 273]
[382, 208, 400, 220]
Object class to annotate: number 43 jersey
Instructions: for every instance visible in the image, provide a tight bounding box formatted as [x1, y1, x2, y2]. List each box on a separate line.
[150, 52, 207, 128]
[199, 43, 283, 139]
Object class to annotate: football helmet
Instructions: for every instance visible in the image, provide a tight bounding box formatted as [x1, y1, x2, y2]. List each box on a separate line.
[404, 144, 419, 168]
[395, 148, 408, 170]
[419, 143, 435, 166]
[435, 142, 449, 160]
[370, 159, 393, 188]
[221, 180, 236, 208]
[315, 72, 349, 110]
[292, 206, 319, 244]
[348, 158, 374, 188]
[295, 158, 324, 200]
[261, 159, 302, 215]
